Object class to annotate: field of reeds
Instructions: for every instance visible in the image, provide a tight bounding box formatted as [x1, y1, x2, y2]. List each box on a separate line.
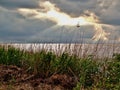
[0, 43, 120, 90]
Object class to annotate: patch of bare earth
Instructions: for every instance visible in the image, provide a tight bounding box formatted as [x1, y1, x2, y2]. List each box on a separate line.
[0, 65, 77, 90]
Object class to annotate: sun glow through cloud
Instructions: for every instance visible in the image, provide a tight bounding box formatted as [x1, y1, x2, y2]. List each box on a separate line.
[18, 1, 113, 41]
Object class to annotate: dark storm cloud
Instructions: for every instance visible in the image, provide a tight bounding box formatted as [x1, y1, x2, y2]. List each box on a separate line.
[51, 0, 120, 26]
[0, 0, 39, 9]
[101, 19, 120, 26]
[99, 0, 120, 26]
[50, 0, 96, 16]
[0, 7, 55, 42]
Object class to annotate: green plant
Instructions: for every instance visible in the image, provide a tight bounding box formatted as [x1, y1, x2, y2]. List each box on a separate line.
[32, 50, 57, 77]
[105, 59, 120, 89]
[0, 46, 23, 66]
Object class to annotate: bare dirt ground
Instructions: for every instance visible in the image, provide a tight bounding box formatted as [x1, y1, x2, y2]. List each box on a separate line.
[0, 65, 77, 90]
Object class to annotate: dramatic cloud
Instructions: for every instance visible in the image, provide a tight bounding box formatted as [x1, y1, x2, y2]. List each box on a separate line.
[0, 0, 120, 43]
[18, 1, 115, 41]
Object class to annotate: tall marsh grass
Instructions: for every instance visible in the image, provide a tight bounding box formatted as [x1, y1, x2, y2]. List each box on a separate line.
[0, 43, 120, 89]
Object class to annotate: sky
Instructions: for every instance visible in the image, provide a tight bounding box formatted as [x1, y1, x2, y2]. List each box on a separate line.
[0, 0, 120, 43]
